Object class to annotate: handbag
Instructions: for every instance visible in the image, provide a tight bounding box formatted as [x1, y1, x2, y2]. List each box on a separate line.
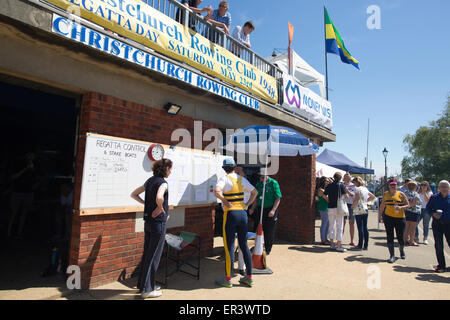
[336, 183, 349, 217]
[353, 188, 366, 215]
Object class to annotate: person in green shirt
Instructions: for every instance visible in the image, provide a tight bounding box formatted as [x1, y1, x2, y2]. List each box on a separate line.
[249, 174, 282, 255]
[316, 177, 331, 245]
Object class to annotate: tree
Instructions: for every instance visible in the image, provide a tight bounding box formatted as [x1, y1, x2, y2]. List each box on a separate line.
[401, 95, 450, 183]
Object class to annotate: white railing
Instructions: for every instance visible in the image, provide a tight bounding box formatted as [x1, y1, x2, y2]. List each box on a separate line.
[140, 0, 283, 81]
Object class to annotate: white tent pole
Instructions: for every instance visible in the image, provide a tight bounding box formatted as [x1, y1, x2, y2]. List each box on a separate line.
[259, 150, 269, 225]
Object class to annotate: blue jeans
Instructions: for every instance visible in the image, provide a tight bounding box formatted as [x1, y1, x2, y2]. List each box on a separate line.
[319, 210, 329, 241]
[355, 213, 369, 249]
[138, 221, 167, 293]
[417, 208, 432, 239]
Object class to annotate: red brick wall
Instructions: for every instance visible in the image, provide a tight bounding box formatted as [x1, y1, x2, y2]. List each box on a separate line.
[273, 154, 316, 244]
[70, 92, 219, 289]
[69, 92, 318, 288]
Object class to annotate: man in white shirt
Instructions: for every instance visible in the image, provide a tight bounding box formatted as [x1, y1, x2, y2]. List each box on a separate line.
[230, 21, 255, 59]
[231, 21, 255, 49]
[214, 158, 258, 288]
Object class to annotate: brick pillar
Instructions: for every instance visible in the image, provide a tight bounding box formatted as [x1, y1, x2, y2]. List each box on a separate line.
[273, 154, 316, 244]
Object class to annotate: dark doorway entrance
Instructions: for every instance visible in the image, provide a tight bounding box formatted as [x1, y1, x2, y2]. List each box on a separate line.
[0, 80, 79, 294]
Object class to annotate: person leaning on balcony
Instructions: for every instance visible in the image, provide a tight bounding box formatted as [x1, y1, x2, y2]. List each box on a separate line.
[176, 0, 212, 31]
[205, 0, 231, 43]
[232, 21, 255, 49]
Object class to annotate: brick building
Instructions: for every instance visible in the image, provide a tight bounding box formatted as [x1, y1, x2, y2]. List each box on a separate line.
[0, 0, 335, 289]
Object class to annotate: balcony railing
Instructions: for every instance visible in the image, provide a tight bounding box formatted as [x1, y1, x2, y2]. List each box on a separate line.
[141, 0, 283, 87]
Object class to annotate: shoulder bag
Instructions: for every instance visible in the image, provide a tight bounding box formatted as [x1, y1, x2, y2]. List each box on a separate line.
[336, 182, 349, 217]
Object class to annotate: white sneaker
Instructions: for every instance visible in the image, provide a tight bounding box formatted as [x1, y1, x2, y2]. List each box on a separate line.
[336, 246, 347, 253]
[423, 239, 429, 245]
[141, 290, 162, 299]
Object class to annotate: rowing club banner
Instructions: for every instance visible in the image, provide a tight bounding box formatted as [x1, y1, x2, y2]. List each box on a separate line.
[282, 74, 333, 129]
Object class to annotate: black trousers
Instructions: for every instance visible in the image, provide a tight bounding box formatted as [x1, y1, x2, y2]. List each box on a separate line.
[252, 207, 278, 254]
[137, 220, 166, 293]
[383, 214, 405, 246]
[432, 219, 450, 269]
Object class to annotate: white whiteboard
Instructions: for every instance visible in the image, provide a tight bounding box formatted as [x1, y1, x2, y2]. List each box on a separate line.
[79, 133, 231, 212]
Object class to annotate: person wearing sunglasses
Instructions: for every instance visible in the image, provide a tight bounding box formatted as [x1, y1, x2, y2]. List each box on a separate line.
[379, 179, 410, 263]
[426, 180, 450, 273]
[418, 181, 433, 244]
[205, 1, 232, 43]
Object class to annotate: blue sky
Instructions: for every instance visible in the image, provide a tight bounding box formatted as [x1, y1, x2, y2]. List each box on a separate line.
[198, 0, 450, 179]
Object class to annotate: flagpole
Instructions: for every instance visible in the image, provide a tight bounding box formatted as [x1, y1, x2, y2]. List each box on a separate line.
[324, 6, 329, 100]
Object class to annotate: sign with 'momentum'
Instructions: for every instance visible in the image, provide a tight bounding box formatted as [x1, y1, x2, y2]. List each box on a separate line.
[42, 0, 278, 104]
[282, 74, 333, 129]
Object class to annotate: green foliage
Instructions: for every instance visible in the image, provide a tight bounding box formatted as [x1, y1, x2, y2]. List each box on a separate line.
[401, 95, 450, 183]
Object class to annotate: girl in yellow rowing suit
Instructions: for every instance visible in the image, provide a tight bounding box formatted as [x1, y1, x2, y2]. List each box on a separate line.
[379, 179, 410, 263]
[214, 158, 258, 288]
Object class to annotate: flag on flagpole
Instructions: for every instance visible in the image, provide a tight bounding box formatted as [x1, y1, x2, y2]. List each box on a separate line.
[325, 7, 360, 70]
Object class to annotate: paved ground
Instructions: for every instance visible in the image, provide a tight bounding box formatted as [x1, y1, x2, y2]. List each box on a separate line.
[1, 210, 449, 300]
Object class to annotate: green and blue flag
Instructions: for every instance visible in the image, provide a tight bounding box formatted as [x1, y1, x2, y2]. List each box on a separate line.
[325, 7, 360, 70]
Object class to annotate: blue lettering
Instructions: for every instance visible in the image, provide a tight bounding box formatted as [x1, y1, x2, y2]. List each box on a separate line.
[126, 3, 135, 17]
[82, 0, 93, 12]
[236, 61, 244, 74]
[110, 40, 121, 55]
[184, 70, 192, 83]
[136, 23, 144, 35]
[71, 24, 86, 43]
[133, 49, 144, 64]
[145, 54, 156, 68]
[103, 36, 110, 52]
[122, 43, 133, 59]
[210, 81, 220, 94]
[88, 30, 102, 49]
[94, 5, 105, 18]
[53, 17, 70, 36]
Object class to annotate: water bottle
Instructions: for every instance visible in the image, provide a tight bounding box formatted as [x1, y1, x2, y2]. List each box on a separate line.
[51, 247, 59, 268]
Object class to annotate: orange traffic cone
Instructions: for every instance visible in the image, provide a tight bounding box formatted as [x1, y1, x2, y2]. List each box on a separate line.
[252, 223, 266, 269]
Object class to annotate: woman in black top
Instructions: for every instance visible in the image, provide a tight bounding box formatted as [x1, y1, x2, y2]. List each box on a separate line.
[320, 172, 348, 252]
[131, 158, 173, 299]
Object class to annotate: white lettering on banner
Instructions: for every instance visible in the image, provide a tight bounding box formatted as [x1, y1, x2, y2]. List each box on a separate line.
[51, 14, 260, 111]
[282, 74, 333, 130]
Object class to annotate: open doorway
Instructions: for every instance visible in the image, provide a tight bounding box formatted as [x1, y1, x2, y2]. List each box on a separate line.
[0, 79, 79, 293]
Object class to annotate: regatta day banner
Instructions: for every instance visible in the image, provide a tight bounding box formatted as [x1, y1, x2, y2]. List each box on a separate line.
[42, 0, 278, 104]
[282, 74, 333, 129]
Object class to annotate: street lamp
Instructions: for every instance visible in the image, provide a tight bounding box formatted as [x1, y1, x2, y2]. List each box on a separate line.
[382, 147, 388, 192]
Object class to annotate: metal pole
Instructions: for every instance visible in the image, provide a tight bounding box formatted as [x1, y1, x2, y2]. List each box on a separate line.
[259, 151, 269, 226]
[324, 6, 329, 101]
